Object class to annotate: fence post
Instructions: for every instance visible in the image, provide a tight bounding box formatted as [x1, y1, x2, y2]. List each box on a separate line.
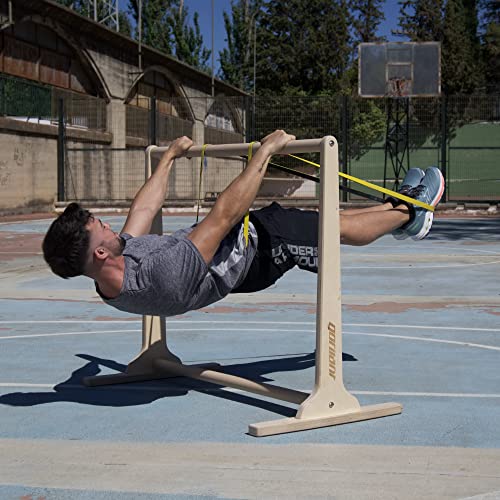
[440, 95, 448, 202]
[341, 95, 349, 202]
[149, 96, 157, 145]
[57, 98, 65, 202]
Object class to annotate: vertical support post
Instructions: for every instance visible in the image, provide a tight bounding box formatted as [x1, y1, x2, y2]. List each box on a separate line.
[149, 96, 157, 146]
[57, 98, 65, 202]
[249, 136, 401, 436]
[341, 95, 349, 203]
[295, 136, 360, 419]
[441, 95, 448, 202]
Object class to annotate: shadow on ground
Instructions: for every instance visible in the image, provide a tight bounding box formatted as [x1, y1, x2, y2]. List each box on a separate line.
[429, 219, 500, 241]
[0, 352, 357, 418]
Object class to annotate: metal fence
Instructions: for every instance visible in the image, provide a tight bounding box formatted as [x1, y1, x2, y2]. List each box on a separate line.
[0, 74, 107, 130]
[0, 74, 498, 205]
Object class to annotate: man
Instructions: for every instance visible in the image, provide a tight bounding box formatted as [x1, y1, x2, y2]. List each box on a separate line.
[42, 130, 444, 317]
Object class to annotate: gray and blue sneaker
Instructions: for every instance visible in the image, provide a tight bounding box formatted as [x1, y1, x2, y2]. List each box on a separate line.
[391, 167, 425, 240]
[402, 166, 445, 240]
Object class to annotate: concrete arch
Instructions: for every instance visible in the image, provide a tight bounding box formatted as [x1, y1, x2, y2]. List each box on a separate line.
[205, 95, 244, 134]
[5, 14, 110, 100]
[124, 65, 195, 123]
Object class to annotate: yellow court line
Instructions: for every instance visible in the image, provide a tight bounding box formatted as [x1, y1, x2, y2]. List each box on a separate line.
[288, 154, 434, 211]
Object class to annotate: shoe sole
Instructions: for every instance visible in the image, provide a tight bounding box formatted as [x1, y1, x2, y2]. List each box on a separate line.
[411, 169, 445, 241]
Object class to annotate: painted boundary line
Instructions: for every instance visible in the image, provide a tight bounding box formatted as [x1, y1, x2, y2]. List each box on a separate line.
[0, 382, 499, 400]
[1, 320, 500, 333]
[0, 328, 499, 351]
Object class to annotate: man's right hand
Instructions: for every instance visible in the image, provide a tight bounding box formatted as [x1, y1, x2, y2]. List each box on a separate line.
[168, 136, 193, 157]
[260, 129, 296, 156]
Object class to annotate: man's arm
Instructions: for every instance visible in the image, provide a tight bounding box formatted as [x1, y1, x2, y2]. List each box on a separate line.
[121, 136, 193, 237]
[188, 130, 295, 264]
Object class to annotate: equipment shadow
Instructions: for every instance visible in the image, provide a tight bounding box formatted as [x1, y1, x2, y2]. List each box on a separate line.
[0, 352, 357, 418]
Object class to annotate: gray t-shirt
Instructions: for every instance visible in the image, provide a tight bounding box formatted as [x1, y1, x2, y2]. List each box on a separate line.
[97, 221, 258, 316]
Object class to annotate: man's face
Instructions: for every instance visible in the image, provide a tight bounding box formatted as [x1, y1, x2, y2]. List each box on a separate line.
[86, 215, 124, 258]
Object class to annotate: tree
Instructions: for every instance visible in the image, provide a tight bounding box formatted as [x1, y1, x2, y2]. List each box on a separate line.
[172, 6, 211, 71]
[442, 0, 482, 93]
[395, 0, 483, 93]
[256, 0, 353, 95]
[118, 11, 133, 37]
[128, 0, 179, 54]
[394, 0, 444, 41]
[352, 0, 386, 43]
[480, 0, 500, 92]
[219, 0, 263, 92]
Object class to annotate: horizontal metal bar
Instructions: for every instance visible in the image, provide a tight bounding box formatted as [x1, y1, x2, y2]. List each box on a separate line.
[148, 138, 328, 158]
[66, 148, 144, 152]
[153, 359, 309, 405]
[449, 146, 500, 150]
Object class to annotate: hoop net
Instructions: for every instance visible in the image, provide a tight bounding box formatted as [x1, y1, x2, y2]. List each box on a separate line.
[386, 78, 411, 98]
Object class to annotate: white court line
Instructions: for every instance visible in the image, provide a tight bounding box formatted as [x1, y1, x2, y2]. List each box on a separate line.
[0, 251, 42, 254]
[346, 331, 500, 352]
[360, 245, 500, 255]
[344, 260, 500, 270]
[0, 329, 141, 339]
[1, 328, 500, 352]
[2, 320, 500, 333]
[0, 382, 499, 399]
[0, 219, 52, 226]
[348, 322, 500, 333]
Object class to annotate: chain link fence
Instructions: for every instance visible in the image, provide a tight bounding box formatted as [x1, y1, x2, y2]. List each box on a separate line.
[0, 75, 498, 205]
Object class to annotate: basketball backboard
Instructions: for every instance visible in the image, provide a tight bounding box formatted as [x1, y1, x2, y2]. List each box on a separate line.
[358, 42, 441, 97]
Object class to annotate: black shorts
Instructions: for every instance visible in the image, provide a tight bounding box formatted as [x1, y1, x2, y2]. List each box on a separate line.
[232, 202, 319, 293]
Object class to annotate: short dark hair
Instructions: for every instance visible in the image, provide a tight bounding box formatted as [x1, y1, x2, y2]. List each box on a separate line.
[42, 203, 92, 279]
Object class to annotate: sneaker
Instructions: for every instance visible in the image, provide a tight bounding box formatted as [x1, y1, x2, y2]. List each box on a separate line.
[403, 167, 445, 240]
[391, 168, 425, 240]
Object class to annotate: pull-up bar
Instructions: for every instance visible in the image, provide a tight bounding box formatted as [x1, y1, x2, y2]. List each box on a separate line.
[84, 135, 402, 437]
[147, 138, 324, 158]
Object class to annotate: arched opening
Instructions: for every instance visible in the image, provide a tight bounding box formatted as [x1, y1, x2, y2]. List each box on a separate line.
[0, 20, 106, 129]
[125, 70, 193, 143]
[204, 97, 244, 144]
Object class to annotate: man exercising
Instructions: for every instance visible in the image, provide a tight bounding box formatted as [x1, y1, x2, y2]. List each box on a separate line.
[42, 130, 444, 317]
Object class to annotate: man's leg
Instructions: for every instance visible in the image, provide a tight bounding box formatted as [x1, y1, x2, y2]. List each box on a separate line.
[340, 205, 410, 246]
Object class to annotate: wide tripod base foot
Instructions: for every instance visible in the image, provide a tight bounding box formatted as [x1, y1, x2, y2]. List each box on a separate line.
[248, 402, 403, 437]
[83, 363, 221, 387]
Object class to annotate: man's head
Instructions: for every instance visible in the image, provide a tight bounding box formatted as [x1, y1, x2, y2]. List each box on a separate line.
[42, 203, 124, 279]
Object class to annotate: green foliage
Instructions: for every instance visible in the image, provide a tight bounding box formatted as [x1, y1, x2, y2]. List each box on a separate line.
[118, 11, 133, 37]
[481, 0, 500, 92]
[349, 100, 386, 158]
[0, 76, 51, 119]
[395, 0, 484, 94]
[128, 0, 177, 54]
[256, 0, 353, 96]
[352, 0, 386, 42]
[172, 9, 211, 71]
[219, 0, 263, 92]
[395, 0, 444, 40]
[442, 0, 482, 94]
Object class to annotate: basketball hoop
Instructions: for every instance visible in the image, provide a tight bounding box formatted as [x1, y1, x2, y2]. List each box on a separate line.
[386, 78, 411, 98]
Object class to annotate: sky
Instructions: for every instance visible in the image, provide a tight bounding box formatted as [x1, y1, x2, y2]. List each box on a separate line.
[120, 0, 403, 71]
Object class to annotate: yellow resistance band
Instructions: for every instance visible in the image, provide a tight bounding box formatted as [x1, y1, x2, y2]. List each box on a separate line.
[196, 144, 208, 223]
[288, 154, 434, 212]
[243, 142, 256, 246]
